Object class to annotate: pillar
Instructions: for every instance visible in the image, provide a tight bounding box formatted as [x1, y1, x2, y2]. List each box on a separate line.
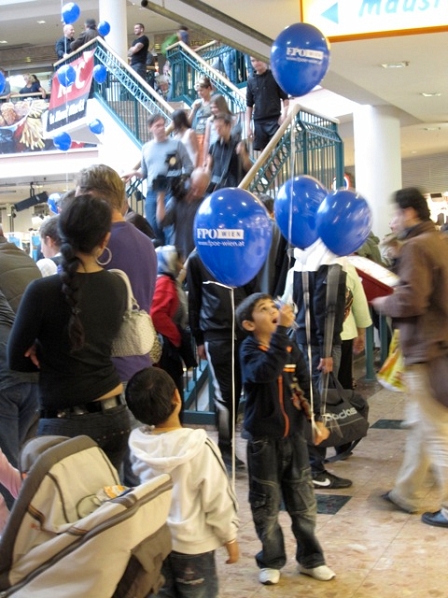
[99, 0, 127, 61]
[353, 105, 402, 239]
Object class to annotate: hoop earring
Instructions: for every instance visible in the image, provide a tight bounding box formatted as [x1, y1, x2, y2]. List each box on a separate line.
[96, 247, 112, 266]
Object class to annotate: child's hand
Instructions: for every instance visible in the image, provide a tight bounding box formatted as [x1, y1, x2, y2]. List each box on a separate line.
[225, 539, 239, 564]
[277, 302, 295, 329]
[313, 421, 330, 445]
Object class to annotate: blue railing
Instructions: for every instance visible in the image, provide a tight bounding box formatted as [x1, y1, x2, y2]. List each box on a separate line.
[195, 41, 250, 88]
[166, 41, 246, 116]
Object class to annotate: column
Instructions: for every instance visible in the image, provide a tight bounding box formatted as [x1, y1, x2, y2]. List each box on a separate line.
[99, 0, 127, 61]
[353, 105, 402, 239]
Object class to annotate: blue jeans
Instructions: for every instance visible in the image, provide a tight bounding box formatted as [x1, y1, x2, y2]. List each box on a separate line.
[222, 49, 237, 84]
[37, 405, 130, 473]
[0, 382, 39, 507]
[155, 550, 218, 598]
[247, 433, 325, 570]
[145, 189, 174, 247]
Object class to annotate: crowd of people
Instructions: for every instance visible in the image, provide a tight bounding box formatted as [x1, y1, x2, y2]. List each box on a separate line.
[1, 25, 448, 598]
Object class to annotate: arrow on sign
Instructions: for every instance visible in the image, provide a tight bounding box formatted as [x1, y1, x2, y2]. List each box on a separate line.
[322, 2, 339, 24]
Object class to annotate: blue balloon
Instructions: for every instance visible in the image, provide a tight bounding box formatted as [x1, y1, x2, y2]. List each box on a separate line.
[271, 23, 330, 97]
[0, 71, 5, 95]
[97, 21, 111, 37]
[61, 2, 80, 25]
[275, 176, 328, 249]
[93, 64, 107, 84]
[47, 193, 61, 214]
[194, 188, 273, 287]
[89, 119, 104, 134]
[53, 132, 72, 152]
[57, 64, 76, 87]
[317, 189, 373, 256]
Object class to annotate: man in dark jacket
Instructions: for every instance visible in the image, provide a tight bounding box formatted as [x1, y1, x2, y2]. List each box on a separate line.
[372, 187, 448, 527]
[70, 18, 99, 52]
[55, 24, 75, 60]
[245, 57, 289, 151]
[187, 250, 258, 470]
[284, 240, 352, 489]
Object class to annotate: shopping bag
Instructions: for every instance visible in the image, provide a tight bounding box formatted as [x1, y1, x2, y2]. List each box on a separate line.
[377, 329, 405, 392]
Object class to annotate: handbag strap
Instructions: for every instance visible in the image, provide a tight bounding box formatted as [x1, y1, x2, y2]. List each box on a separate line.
[109, 269, 139, 311]
[321, 264, 343, 405]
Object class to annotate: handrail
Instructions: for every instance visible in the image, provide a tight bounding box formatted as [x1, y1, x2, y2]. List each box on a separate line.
[239, 103, 344, 195]
[55, 37, 174, 117]
[239, 106, 301, 190]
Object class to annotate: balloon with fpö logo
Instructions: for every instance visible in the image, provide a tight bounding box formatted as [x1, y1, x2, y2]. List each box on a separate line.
[270, 22, 330, 97]
[194, 188, 273, 287]
[317, 189, 373, 256]
[275, 175, 327, 249]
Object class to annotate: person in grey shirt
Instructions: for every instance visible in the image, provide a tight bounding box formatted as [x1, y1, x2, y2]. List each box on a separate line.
[123, 114, 193, 246]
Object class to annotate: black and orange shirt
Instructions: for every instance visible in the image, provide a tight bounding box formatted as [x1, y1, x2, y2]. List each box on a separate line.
[240, 326, 318, 439]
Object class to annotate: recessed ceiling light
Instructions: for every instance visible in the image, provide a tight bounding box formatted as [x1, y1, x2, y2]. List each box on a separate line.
[381, 61, 409, 69]
[37, 20, 46, 24]
[423, 127, 441, 131]
[0, 40, 8, 44]
[421, 92, 442, 97]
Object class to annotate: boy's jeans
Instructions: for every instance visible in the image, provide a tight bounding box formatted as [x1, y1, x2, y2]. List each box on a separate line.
[247, 432, 326, 570]
[155, 550, 218, 598]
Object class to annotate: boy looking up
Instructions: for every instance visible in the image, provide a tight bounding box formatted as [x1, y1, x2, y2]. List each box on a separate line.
[126, 367, 239, 598]
[236, 293, 334, 586]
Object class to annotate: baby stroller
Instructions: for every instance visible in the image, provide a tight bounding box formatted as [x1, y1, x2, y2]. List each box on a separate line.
[0, 435, 172, 597]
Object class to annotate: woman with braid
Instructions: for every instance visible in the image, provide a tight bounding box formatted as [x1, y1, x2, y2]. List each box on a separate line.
[8, 195, 130, 472]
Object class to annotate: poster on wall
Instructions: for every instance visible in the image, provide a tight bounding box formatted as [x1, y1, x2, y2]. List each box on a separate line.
[0, 98, 51, 153]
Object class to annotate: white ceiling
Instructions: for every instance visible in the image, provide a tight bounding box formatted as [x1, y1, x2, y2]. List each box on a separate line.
[0, 0, 447, 203]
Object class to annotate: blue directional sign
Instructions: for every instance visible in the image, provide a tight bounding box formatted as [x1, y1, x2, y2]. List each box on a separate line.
[301, 0, 448, 39]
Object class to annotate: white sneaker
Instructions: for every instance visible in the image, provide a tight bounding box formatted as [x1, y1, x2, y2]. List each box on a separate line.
[259, 568, 280, 585]
[299, 564, 335, 581]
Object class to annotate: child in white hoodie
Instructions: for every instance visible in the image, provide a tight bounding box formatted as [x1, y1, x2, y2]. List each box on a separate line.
[126, 367, 239, 598]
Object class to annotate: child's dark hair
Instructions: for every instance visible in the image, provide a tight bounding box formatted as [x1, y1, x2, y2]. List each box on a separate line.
[126, 367, 177, 426]
[58, 194, 112, 351]
[40, 215, 62, 247]
[235, 292, 271, 330]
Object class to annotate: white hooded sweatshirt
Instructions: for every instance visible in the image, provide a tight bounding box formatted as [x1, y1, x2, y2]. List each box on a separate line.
[129, 427, 239, 555]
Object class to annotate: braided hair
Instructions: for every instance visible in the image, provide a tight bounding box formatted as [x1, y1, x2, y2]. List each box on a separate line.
[58, 194, 112, 351]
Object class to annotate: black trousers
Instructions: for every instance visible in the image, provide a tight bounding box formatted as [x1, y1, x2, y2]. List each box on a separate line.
[205, 338, 242, 452]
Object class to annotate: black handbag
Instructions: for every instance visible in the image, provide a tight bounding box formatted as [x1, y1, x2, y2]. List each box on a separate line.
[318, 375, 369, 449]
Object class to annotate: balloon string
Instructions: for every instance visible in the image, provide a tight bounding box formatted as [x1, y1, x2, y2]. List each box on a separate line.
[230, 287, 236, 490]
[287, 112, 296, 273]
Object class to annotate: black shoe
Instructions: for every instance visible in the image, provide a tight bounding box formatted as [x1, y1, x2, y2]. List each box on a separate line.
[312, 471, 352, 489]
[381, 491, 416, 514]
[421, 510, 448, 528]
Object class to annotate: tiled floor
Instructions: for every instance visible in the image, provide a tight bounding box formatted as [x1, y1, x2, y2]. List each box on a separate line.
[207, 376, 448, 597]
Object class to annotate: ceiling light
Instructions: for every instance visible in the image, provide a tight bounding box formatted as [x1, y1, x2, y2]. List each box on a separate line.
[423, 127, 441, 131]
[381, 61, 409, 69]
[421, 92, 442, 97]
[0, 41, 8, 44]
[37, 20, 46, 24]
